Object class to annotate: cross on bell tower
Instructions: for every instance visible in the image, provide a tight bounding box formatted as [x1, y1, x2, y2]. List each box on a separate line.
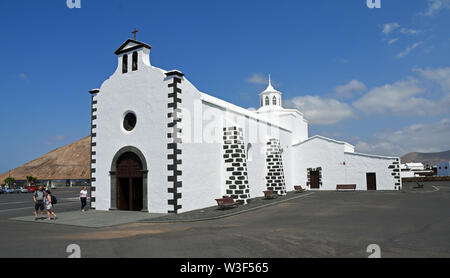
[132, 28, 139, 40]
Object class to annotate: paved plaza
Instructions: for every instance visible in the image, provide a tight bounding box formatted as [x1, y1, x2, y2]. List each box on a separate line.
[0, 183, 449, 258]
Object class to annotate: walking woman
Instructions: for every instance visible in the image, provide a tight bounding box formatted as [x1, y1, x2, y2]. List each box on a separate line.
[80, 186, 88, 212]
[45, 189, 57, 220]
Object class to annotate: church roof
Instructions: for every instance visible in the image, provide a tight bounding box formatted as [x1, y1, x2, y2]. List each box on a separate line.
[199, 92, 292, 132]
[114, 39, 152, 55]
[259, 75, 282, 95]
[292, 135, 355, 149]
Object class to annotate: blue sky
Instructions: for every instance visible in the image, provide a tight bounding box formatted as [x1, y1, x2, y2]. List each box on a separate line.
[1, 0, 450, 174]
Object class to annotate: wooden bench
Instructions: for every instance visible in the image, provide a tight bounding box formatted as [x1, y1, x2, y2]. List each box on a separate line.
[263, 190, 278, 199]
[215, 197, 239, 210]
[294, 186, 306, 193]
[336, 184, 357, 191]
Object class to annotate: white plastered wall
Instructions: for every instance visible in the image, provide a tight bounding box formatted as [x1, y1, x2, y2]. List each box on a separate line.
[93, 48, 170, 213]
[179, 88, 293, 212]
[344, 152, 399, 190]
[290, 137, 399, 191]
[291, 137, 346, 190]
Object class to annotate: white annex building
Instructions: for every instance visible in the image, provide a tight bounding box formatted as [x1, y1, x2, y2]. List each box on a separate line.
[89, 39, 402, 214]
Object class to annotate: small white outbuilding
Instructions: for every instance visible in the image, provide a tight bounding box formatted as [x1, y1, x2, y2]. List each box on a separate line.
[400, 163, 425, 178]
[437, 162, 450, 177]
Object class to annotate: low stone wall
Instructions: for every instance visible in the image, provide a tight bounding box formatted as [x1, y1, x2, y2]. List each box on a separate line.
[403, 181, 450, 187]
[402, 176, 450, 182]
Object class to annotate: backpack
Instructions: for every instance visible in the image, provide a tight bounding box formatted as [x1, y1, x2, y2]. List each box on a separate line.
[51, 195, 57, 205]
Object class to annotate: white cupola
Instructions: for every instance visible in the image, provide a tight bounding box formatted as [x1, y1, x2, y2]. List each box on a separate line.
[259, 75, 282, 109]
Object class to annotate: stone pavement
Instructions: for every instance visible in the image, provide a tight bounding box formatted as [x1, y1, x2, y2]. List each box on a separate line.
[11, 210, 165, 228]
[141, 191, 315, 223]
[10, 191, 314, 227]
[3, 184, 450, 257]
[11, 184, 439, 228]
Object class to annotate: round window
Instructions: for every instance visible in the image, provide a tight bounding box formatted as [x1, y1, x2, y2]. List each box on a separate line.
[123, 112, 137, 131]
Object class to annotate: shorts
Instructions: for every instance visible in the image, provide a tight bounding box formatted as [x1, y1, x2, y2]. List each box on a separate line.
[35, 201, 45, 211]
[46, 203, 53, 211]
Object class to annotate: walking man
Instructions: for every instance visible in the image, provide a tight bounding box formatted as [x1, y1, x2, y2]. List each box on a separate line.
[33, 186, 46, 220]
[79, 186, 88, 212]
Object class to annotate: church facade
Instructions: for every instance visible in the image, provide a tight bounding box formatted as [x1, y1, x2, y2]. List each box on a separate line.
[89, 39, 401, 214]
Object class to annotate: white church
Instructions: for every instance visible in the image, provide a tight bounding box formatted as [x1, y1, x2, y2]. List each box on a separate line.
[89, 39, 401, 214]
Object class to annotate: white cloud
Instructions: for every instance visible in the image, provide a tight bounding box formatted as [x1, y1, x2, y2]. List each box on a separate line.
[381, 23, 420, 36]
[380, 23, 422, 53]
[353, 67, 450, 116]
[355, 118, 450, 156]
[352, 78, 437, 115]
[396, 42, 423, 59]
[388, 38, 399, 45]
[334, 80, 367, 99]
[414, 67, 450, 91]
[423, 0, 450, 16]
[399, 28, 420, 35]
[381, 22, 400, 35]
[246, 73, 268, 85]
[279, 66, 450, 127]
[285, 96, 353, 125]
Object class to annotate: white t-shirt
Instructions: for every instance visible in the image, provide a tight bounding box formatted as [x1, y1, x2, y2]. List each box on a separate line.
[80, 190, 88, 198]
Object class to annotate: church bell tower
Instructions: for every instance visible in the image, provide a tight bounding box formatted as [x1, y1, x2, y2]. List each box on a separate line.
[114, 38, 152, 74]
[259, 75, 282, 109]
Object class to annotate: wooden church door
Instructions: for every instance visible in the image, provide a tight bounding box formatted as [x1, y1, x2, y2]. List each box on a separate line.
[116, 152, 144, 211]
[366, 173, 377, 191]
[310, 171, 320, 189]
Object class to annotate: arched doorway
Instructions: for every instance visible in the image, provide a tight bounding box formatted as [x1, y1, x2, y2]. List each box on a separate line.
[110, 146, 148, 212]
[116, 152, 143, 211]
